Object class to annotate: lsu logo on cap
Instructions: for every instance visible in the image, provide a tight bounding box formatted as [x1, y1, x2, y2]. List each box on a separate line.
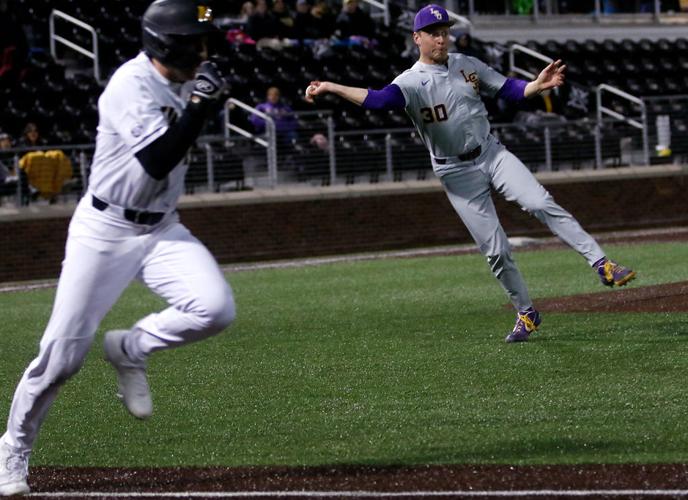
[430, 7, 443, 20]
[197, 5, 213, 22]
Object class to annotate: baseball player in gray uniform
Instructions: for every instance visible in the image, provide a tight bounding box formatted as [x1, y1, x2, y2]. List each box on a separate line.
[0, 1, 233, 495]
[305, 4, 635, 344]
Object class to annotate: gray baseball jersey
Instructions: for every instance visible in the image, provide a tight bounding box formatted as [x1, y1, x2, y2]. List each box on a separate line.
[392, 53, 506, 176]
[389, 53, 605, 315]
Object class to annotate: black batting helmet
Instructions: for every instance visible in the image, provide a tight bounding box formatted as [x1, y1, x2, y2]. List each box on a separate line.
[142, 0, 220, 72]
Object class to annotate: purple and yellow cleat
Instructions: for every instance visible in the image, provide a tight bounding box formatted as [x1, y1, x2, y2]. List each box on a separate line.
[596, 258, 636, 287]
[505, 307, 541, 343]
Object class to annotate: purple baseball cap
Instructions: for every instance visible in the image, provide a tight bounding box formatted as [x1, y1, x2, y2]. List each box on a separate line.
[413, 4, 455, 31]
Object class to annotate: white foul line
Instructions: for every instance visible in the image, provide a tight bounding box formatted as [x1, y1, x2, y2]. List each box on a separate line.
[27, 490, 688, 497]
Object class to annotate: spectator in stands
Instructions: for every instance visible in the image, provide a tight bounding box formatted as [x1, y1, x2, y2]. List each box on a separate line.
[16, 122, 47, 149]
[454, 32, 481, 59]
[334, 0, 376, 43]
[310, 0, 337, 38]
[247, 0, 287, 49]
[309, 132, 329, 152]
[237, 1, 255, 23]
[0, 132, 11, 150]
[226, 2, 258, 46]
[19, 149, 72, 204]
[272, 0, 295, 39]
[293, 0, 319, 41]
[226, 28, 257, 45]
[0, 131, 30, 204]
[0, 132, 18, 199]
[250, 86, 298, 167]
[293, 0, 335, 56]
[0, 132, 13, 181]
[250, 86, 298, 142]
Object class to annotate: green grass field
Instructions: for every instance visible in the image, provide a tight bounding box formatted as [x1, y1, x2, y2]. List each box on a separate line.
[1, 241, 687, 467]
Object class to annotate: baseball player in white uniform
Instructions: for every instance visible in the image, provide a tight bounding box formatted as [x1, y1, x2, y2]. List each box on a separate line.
[305, 4, 635, 344]
[0, 1, 234, 495]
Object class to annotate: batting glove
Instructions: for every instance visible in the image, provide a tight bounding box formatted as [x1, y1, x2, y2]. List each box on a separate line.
[191, 60, 227, 102]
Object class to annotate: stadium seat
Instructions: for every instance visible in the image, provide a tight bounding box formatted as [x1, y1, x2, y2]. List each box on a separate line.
[600, 39, 620, 56]
[7, 1, 687, 170]
[654, 38, 672, 53]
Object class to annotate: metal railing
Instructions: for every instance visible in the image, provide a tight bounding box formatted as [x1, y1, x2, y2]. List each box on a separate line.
[508, 44, 553, 80]
[0, 112, 669, 210]
[596, 84, 649, 166]
[212, 106, 650, 183]
[446, 10, 473, 32]
[224, 102, 339, 187]
[506, 42, 649, 168]
[224, 98, 278, 187]
[362, 0, 391, 26]
[49, 9, 103, 84]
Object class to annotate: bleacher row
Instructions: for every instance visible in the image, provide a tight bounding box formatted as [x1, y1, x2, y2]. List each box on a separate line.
[509, 38, 688, 101]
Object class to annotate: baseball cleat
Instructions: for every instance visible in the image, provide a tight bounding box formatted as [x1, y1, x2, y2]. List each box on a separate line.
[104, 329, 153, 419]
[505, 307, 541, 343]
[0, 439, 30, 496]
[596, 259, 636, 287]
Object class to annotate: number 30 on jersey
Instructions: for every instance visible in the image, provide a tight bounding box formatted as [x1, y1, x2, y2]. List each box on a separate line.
[420, 104, 448, 124]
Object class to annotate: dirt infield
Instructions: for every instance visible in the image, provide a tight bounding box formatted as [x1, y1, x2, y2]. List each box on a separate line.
[536, 281, 688, 313]
[27, 464, 688, 498]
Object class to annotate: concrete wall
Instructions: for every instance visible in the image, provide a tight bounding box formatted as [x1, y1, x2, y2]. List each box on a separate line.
[1, 165, 686, 283]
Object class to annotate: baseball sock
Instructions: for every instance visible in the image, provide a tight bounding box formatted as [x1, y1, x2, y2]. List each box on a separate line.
[123, 328, 164, 363]
[592, 256, 608, 269]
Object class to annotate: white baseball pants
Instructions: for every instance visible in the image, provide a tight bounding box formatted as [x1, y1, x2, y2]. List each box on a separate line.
[3, 195, 235, 452]
[440, 136, 605, 311]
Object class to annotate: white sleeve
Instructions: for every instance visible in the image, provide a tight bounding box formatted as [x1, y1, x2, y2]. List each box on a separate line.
[99, 76, 169, 154]
[467, 56, 507, 98]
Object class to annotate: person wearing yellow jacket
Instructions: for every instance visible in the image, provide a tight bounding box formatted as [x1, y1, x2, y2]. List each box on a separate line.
[18, 150, 72, 203]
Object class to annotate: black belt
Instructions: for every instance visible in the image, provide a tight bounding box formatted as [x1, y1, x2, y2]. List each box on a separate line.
[92, 195, 165, 225]
[434, 145, 482, 165]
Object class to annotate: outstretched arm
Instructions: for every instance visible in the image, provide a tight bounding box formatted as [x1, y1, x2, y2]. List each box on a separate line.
[305, 81, 406, 110]
[524, 59, 566, 98]
[305, 81, 368, 105]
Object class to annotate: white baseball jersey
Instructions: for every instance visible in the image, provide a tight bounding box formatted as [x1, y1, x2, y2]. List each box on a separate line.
[2, 52, 236, 455]
[392, 53, 506, 176]
[89, 52, 191, 212]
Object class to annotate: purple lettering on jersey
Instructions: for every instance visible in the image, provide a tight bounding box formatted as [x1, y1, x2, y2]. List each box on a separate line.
[497, 77, 528, 102]
[362, 84, 406, 110]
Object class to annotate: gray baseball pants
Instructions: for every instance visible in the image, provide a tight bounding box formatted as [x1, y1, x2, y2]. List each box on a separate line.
[439, 136, 605, 311]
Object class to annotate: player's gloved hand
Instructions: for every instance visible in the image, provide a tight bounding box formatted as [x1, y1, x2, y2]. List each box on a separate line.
[191, 60, 227, 102]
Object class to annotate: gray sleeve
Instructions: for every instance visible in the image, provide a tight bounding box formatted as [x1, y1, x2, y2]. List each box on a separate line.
[391, 72, 415, 110]
[468, 56, 508, 98]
